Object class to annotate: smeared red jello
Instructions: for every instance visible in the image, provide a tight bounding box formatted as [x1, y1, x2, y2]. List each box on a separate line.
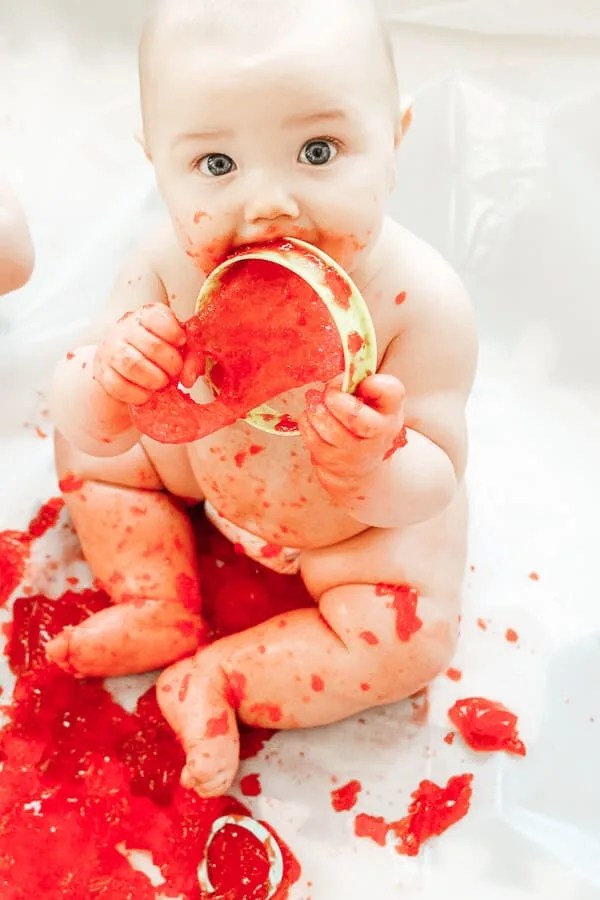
[448, 698, 527, 756]
[0, 507, 304, 898]
[375, 583, 423, 642]
[131, 249, 345, 443]
[0, 531, 31, 606]
[331, 780, 362, 812]
[353, 774, 473, 857]
[390, 774, 473, 856]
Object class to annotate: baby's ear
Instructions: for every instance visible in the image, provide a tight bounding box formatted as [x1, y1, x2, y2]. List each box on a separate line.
[135, 129, 152, 162]
[394, 95, 413, 148]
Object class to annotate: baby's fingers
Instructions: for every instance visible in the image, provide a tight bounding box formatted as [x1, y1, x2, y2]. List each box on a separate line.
[111, 343, 171, 391]
[127, 322, 184, 380]
[304, 389, 360, 448]
[323, 388, 384, 439]
[94, 364, 152, 406]
[180, 351, 206, 389]
[356, 375, 405, 415]
[139, 304, 186, 346]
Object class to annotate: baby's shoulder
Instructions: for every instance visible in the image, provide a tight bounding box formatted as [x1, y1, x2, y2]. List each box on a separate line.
[372, 218, 471, 316]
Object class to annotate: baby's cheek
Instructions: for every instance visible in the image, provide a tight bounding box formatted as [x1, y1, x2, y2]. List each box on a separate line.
[322, 230, 374, 272]
[174, 216, 229, 273]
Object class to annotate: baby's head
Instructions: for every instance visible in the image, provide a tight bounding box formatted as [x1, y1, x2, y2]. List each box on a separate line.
[139, 0, 408, 274]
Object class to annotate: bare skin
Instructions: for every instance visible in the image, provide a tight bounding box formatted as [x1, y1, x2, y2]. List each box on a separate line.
[48, 0, 478, 796]
[0, 177, 34, 295]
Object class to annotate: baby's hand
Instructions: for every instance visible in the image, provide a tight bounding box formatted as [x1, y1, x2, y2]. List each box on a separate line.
[299, 374, 406, 495]
[94, 304, 186, 405]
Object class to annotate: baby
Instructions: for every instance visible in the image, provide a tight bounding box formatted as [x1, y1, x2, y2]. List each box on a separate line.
[48, 0, 478, 797]
[0, 177, 34, 295]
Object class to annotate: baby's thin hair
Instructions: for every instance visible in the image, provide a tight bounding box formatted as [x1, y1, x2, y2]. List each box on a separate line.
[140, 0, 399, 122]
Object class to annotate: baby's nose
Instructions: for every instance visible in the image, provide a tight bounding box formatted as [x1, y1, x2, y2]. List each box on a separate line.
[243, 178, 300, 224]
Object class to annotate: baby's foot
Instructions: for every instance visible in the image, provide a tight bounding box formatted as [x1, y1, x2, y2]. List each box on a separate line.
[46, 599, 207, 678]
[157, 657, 241, 798]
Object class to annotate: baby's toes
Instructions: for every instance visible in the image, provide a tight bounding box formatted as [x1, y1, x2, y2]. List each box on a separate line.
[182, 740, 240, 798]
[46, 629, 84, 677]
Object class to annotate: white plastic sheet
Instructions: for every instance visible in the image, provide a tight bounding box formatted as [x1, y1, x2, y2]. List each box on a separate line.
[1, 1, 600, 897]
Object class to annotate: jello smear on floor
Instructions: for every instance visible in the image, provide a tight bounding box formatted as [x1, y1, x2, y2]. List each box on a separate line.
[0, 503, 303, 900]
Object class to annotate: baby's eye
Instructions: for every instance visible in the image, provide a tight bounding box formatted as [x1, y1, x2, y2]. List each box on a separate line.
[197, 154, 236, 177]
[298, 139, 338, 166]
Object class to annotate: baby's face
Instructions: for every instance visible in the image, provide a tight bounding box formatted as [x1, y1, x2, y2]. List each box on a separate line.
[144, 22, 398, 274]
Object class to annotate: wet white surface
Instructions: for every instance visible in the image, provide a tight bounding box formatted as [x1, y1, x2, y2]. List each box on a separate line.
[1, 1, 599, 897]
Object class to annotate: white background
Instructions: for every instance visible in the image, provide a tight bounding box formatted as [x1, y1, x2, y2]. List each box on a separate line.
[1, 1, 599, 897]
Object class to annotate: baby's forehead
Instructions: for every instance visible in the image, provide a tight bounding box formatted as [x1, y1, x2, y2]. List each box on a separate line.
[142, 1, 396, 116]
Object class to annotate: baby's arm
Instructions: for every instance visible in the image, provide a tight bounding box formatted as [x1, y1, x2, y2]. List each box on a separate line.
[0, 178, 34, 295]
[48, 236, 184, 457]
[301, 261, 478, 528]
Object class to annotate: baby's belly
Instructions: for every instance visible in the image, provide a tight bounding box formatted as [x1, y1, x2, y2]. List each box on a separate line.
[187, 424, 365, 549]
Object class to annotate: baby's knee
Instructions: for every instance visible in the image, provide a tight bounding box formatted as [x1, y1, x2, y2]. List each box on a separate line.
[373, 617, 458, 704]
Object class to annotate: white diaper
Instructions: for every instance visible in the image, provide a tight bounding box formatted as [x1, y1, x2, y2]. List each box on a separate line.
[204, 501, 302, 576]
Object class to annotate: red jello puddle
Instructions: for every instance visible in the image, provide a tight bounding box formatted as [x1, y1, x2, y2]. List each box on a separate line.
[448, 697, 527, 756]
[0, 505, 306, 898]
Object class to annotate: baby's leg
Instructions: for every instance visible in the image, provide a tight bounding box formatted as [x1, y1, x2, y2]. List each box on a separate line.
[158, 487, 467, 797]
[46, 431, 207, 677]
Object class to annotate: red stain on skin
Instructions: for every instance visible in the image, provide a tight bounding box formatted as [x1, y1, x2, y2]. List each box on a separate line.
[448, 698, 526, 756]
[360, 683, 371, 692]
[444, 732, 455, 745]
[249, 445, 265, 456]
[505, 628, 519, 643]
[359, 631, 380, 646]
[347, 331, 365, 354]
[225, 671, 248, 710]
[383, 427, 408, 461]
[66, 351, 75, 360]
[395, 291, 407, 305]
[174, 573, 201, 611]
[331, 780, 362, 812]
[249, 704, 283, 724]
[193, 210, 208, 224]
[34, 426, 48, 440]
[446, 668, 463, 682]
[376, 583, 423, 642]
[205, 711, 230, 738]
[177, 673, 191, 704]
[528, 572, 539, 581]
[239, 773, 262, 797]
[311, 674, 325, 692]
[234, 452, 247, 469]
[260, 544, 282, 560]
[305, 388, 324, 415]
[58, 473, 85, 493]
